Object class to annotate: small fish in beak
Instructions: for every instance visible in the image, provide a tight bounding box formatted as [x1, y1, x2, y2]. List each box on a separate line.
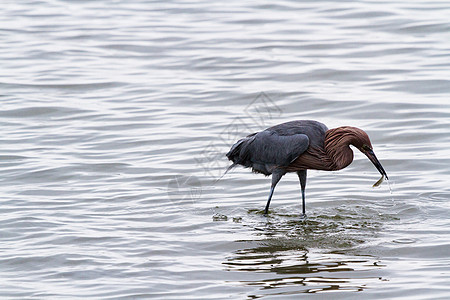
[363, 148, 388, 187]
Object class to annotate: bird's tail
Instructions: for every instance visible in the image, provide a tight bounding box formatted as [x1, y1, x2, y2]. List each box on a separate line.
[214, 163, 237, 185]
[225, 133, 257, 167]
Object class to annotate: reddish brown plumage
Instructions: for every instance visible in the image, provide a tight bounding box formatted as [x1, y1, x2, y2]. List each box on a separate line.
[285, 126, 373, 172]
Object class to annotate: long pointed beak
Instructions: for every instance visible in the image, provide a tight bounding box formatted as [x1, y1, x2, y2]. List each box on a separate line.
[364, 149, 388, 180]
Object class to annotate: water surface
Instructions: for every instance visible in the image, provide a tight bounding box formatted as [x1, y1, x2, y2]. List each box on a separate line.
[1, 0, 450, 299]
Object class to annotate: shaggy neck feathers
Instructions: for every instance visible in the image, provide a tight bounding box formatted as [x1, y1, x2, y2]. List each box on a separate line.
[324, 127, 357, 170]
[285, 126, 371, 172]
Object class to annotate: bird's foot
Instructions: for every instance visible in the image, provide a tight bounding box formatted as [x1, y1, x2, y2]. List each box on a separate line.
[300, 213, 307, 220]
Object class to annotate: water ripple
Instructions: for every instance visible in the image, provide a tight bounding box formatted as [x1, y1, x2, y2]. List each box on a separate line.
[1, 0, 450, 299]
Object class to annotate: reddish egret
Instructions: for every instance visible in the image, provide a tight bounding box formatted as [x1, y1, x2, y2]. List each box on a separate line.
[226, 120, 388, 217]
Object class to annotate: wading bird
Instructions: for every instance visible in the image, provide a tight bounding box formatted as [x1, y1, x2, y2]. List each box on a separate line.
[226, 120, 388, 217]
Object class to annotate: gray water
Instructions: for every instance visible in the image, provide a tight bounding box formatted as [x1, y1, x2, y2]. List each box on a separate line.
[1, 0, 450, 299]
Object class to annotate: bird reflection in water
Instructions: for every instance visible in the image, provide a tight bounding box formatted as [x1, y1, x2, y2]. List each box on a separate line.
[222, 211, 390, 296]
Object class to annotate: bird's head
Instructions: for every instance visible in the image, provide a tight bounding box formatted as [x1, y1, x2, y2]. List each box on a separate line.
[346, 127, 389, 181]
[326, 126, 389, 180]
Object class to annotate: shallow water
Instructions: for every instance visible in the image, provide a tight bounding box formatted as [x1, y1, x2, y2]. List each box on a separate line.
[1, 0, 450, 299]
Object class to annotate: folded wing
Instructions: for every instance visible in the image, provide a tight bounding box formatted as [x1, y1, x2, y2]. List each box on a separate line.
[226, 130, 310, 175]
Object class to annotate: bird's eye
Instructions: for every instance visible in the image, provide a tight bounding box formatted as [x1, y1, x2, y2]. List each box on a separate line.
[362, 145, 371, 151]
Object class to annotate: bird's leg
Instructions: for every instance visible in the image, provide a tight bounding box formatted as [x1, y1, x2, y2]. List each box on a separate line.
[297, 170, 307, 218]
[264, 171, 284, 215]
